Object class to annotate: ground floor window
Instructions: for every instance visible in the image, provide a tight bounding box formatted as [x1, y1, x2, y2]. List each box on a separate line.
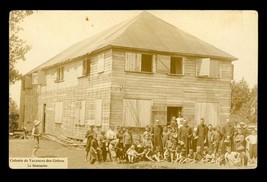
[123, 99, 152, 127]
[195, 102, 219, 126]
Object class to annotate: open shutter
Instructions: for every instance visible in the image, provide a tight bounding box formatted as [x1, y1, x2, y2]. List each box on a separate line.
[98, 54, 105, 73]
[95, 99, 102, 126]
[156, 55, 170, 73]
[231, 64, 234, 80]
[125, 52, 141, 72]
[152, 55, 156, 73]
[55, 102, 63, 124]
[197, 58, 210, 77]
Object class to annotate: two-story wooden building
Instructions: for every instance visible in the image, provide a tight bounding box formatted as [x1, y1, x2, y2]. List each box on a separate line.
[19, 12, 237, 139]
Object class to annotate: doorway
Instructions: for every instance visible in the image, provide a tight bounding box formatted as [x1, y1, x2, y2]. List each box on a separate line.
[167, 107, 182, 125]
[42, 104, 46, 133]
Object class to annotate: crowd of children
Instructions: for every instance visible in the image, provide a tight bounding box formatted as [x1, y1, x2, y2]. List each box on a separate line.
[84, 117, 257, 167]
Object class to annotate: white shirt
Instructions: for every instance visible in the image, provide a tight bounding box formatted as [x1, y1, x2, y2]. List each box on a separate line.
[106, 129, 116, 140]
[245, 134, 257, 145]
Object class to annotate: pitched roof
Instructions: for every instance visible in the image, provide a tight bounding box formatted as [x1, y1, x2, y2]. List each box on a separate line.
[27, 11, 237, 74]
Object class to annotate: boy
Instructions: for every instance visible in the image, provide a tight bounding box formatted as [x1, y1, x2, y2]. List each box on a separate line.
[32, 120, 41, 158]
[245, 129, 257, 164]
[224, 146, 241, 166]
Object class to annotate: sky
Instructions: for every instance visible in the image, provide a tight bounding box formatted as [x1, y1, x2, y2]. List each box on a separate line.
[9, 10, 258, 107]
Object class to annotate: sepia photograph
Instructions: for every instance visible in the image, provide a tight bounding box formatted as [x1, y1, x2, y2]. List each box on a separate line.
[9, 10, 258, 169]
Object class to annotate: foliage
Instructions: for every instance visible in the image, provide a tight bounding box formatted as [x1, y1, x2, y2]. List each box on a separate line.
[9, 97, 20, 131]
[9, 10, 33, 85]
[230, 78, 257, 125]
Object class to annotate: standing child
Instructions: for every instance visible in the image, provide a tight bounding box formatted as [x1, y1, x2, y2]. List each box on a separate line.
[162, 126, 170, 149]
[245, 129, 257, 164]
[32, 120, 41, 158]
[170, 136, 178, 163]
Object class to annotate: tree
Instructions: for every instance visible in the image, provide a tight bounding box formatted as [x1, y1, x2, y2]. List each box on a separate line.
[9, 10, 33, 85]
[9, 97, 19, 131]
[231, 78, 251, 114]
[231, 78, 257, 125]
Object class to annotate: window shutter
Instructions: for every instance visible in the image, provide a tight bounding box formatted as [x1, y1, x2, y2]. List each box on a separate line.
[156, 55, 170, 73]
[38, 71, 46, 85]
[231, 64, 234, 80]
[55, 102, 63, 124]
[138, 100, 152, 127]
[25, 75, 33, 89]
[98, 54, 105, 73]
[195, 103, 219, 126]
[123, 99, 139, 127]
[95, 99, 102, 126]
[198, 58, 210, 77]
[74, 101, 81, 125]
[32, 72, 38, 84]
[125, 52, 141, 72]
[152, 55, 156, 73]
[79, 101, 86, 125]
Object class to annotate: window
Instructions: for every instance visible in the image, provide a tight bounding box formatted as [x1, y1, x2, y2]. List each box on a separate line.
[125, 52, 153, 73]
[123, 99, 152, 127]
[196, 58, 220, 78]
[97, 54, 105, 73]
[195, 103, 219, 127]
[141, 54, 153, 72]
[56, 67, 64, 81]
[55, 102, 63, 124]
[74, 101, 86, 126]
[95, 99, 102, 126]
[156, 55, 184, 75]
[170, 57, 184, 75]
[82, 58, 90, 76]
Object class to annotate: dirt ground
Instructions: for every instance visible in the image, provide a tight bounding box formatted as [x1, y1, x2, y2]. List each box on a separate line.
[9, 137, 256, 169]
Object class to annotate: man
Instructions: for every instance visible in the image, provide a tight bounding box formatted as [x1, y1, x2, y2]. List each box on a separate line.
[239, 122, 248, 147]
[32, 120, 41, 157]
[153, 119, 163, 154]
[196, 118, 208, 150]
[106, 125, 116, 141]
[222, 119, 235, 152]
[207, 124, 214, 150]
[85, 125, 95, 161]
[178, 119, 192, 155]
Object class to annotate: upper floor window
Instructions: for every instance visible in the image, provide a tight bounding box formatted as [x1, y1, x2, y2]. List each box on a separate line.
[196, 58, 221, 78]
[170, 57, 184, 75]
[156, 55, 184, 75]
[141, 54, 153, 72]
[56, 67, 64, 82]
[82, 58, 90, 76]
[125, 52, 153, 73]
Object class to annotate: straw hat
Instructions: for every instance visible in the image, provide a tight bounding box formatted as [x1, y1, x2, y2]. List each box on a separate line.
[33, 120, 41, 126]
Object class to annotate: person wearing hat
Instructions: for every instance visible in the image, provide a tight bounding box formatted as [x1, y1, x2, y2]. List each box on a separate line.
[85, 125, 95, 161]
[222, 119, 234, 153]
[31, 120, 41, 157]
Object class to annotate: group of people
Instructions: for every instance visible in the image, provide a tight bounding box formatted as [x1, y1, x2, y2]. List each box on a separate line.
[84, 116, 257, 167]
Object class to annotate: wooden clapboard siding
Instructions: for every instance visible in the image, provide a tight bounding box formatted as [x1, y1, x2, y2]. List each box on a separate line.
[110, 48, 233, 127]
[21, 49, 112, 139]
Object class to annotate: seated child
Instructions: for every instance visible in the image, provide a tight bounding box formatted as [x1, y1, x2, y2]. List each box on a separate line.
[144, 146, 160, 162]
[126, 144, 138, 163]
[194, 146, 203, 163]
[184, 149, 195, 163]
[216, 149, 226, 165]
[224, 146, 241, 166]
[178, 149, 187, 164]
[204, 149, 215, 163]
